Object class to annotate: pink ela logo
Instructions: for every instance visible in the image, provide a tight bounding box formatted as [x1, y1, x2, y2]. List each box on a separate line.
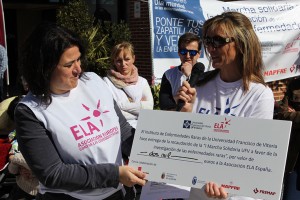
[214, 118, 231, 129]
[81, 100, 109, 126]
[70, 100, 110, 141]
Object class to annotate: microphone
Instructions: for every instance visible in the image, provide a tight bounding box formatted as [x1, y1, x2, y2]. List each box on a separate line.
[176, 62, 205, 111]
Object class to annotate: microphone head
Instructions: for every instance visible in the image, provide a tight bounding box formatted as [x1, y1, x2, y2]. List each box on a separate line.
[188, 62, 205, 87]
[192, 62, 205, 74]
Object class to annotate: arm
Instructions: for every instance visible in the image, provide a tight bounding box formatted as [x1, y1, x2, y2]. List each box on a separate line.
[159, 73, 177, 110]
[278, 110, 300, 129]
[15, 104, 122, 190]
[277, 94, 300, 125]
[118, 84, 154, 115]
[140, 83, 154, 110]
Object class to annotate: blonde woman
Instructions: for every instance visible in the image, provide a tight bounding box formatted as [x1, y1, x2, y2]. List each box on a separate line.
[176, 12, 274, 200]
[104, 42, 153, 129]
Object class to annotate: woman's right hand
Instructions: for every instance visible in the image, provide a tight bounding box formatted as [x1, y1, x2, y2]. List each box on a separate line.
[119, 165, 147, 187]
[175, 81, 196, 112]
[205, 182, 228, 199]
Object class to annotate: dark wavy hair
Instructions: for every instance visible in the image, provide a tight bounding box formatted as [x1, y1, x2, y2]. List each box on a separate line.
[19, 23, 86, 106]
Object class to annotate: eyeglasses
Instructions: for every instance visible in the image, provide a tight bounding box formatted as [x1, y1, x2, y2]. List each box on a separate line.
[179, 49, 199, 56]
[203, 36, 234, 48]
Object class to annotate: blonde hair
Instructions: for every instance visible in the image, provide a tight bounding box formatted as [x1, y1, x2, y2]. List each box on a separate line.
[203, 11, 265, 91]
[111, 42, 135, 65]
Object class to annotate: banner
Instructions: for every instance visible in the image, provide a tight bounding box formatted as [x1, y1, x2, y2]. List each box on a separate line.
[0, 0, 6, 48]
[0, 0, 8, 86]
[149, 0, 300, 83]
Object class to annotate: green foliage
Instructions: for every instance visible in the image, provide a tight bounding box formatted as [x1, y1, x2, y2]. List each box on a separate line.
[111, 21, 131, 45]
[56, 0, 93, 34]
[56, 0, 131, 76]
[151, 83, 161, 110]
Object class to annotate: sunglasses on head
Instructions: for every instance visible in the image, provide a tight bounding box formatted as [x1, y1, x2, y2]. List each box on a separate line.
[203, 36, 234, 48]
[179, 49, 199, 56]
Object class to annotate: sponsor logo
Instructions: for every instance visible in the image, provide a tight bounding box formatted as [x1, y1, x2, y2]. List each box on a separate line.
[183, 120, 191, 129]
[290, 64, 300, 74]
[182, 120, 211, 130]
[221, 184, 240, 190]
[213, 118, 231, 133]
[253, 188, 276, 196]
[283, 41, 299, 54]
[192, 176, 197, 185]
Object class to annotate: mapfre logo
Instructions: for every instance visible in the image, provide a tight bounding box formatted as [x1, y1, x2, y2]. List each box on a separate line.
[221, 184, 240, 190]
[253, 188, 276, 196]
[213, 118, 231, 133]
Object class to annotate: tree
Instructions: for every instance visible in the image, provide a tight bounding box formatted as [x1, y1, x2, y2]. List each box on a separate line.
[56, 0, 131, 76]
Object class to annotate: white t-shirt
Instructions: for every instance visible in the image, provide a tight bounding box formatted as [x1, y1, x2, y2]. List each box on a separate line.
[189, 72, 274, 200]
[192, 73, 274, 119]
[103, 76, 153, 128]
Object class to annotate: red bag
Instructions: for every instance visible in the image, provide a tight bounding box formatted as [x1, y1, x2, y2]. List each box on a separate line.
[0, 138, 11, 170]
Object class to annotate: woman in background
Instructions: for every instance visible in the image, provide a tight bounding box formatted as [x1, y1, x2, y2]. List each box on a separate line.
[104, 42, 153, 129]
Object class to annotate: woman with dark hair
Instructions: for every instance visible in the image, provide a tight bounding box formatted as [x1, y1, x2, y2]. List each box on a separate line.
[15, 23, 146, 200]
[176, 12, 274, 200]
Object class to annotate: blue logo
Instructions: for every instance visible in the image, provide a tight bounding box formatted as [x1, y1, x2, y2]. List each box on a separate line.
[192, 176, 197, 185]
[183, 120, 191, 129]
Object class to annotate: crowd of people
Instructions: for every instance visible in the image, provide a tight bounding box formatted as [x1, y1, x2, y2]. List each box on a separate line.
[0, 10, 299, 200]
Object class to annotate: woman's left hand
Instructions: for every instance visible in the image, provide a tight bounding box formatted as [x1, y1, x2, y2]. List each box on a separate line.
[119, 165, 147, 187]
[205, 182, 228, 199]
